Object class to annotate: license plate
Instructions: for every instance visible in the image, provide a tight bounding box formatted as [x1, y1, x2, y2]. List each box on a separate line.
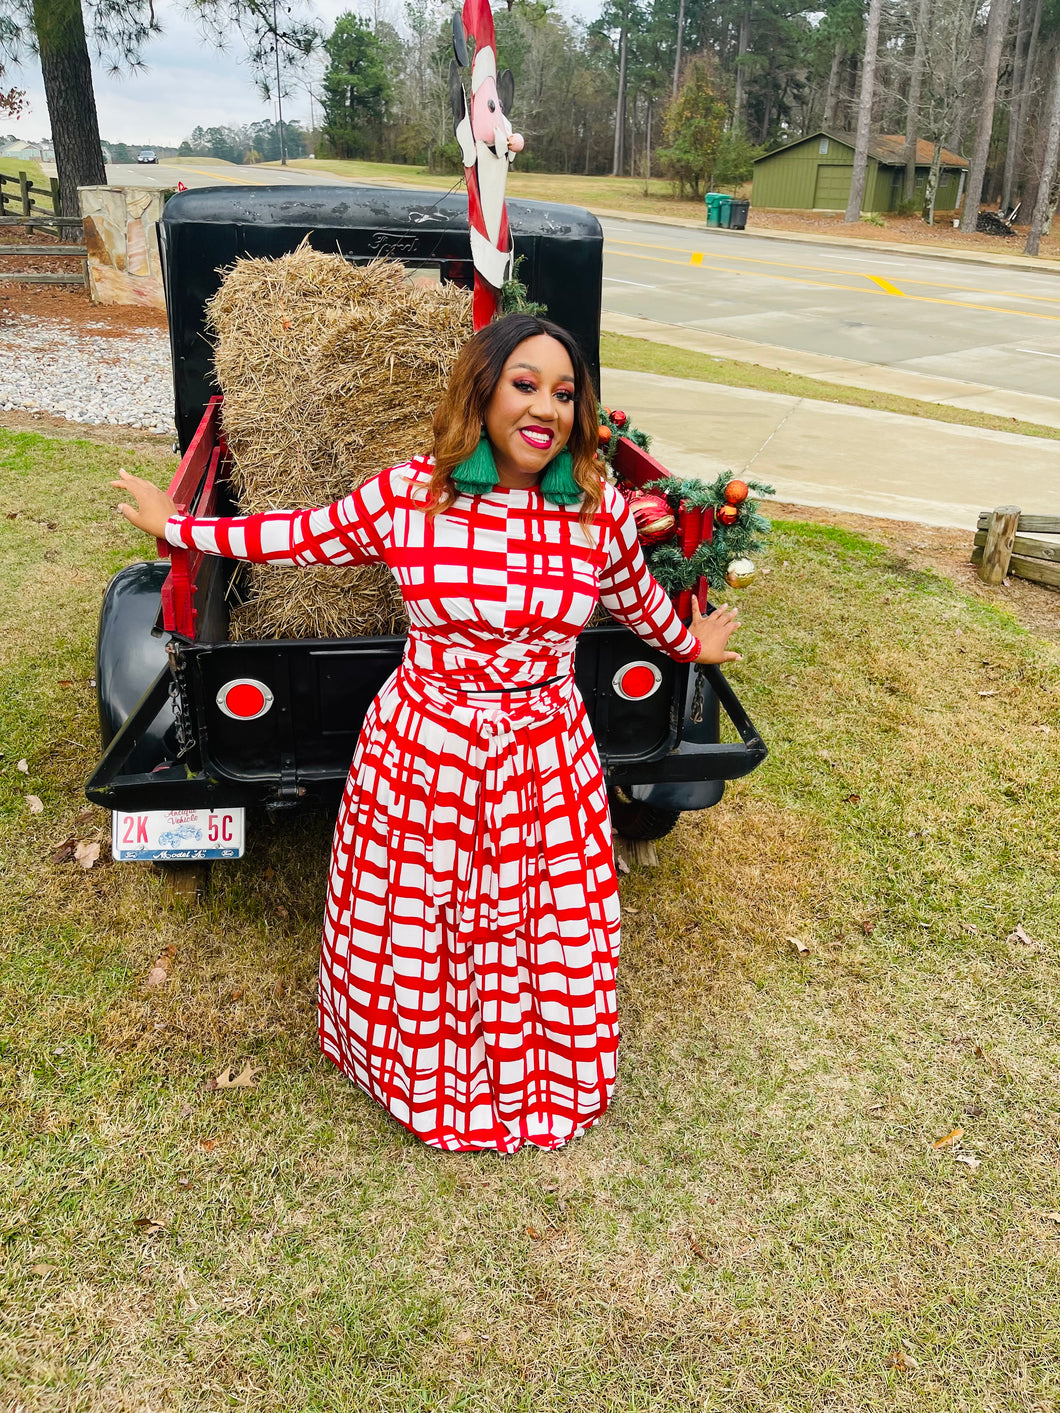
[111, 807, 245, 861]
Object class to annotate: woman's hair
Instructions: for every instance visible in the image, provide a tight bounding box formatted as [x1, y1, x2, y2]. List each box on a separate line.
[428, 313, 604, 529]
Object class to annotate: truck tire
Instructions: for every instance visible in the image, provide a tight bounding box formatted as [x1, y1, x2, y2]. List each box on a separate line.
[608, 790, 682, 841]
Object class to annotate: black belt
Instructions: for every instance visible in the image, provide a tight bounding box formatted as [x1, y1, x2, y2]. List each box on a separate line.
[473, 673, 565, 696]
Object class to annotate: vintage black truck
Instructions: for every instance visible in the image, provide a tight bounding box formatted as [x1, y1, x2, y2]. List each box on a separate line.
[86, 186, 766, 862]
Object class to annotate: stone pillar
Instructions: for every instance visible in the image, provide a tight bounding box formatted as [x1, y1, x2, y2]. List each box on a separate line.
[78, 185, 169, 309]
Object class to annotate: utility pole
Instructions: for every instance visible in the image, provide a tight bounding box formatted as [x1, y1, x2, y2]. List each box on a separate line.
[273, 0, 288, 165]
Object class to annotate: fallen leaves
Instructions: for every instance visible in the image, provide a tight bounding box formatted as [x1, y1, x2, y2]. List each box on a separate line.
[132, 1217, 169, 1237]
[788, 936, 813, 957]
[884, 1349, 920, 1372]
[144, 945, 177, 989]
[25, 795, 43, 814]
[954, 1153, 981, 1171]
[51, 833, 101, 868]
[16, 758, 28, 773]
[207, 1060, 262, 1091]
[932, 1127, 964, 1149]
[51, 837, 78, 864]
[1007, 925, 1040, 951]
[74, 840, 100, 870]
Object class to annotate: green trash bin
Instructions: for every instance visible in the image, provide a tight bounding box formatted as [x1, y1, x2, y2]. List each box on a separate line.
[716, 194, 734, 228]
[705, 192, 724, 227]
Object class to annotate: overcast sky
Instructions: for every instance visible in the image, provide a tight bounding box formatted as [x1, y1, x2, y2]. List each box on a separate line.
[5, 0, 596, 149]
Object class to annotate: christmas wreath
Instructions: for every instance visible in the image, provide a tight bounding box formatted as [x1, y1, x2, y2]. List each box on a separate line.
[596, 405, 773, 593]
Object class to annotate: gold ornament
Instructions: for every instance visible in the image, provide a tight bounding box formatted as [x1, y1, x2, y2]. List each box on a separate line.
[725, 557, 756, 588]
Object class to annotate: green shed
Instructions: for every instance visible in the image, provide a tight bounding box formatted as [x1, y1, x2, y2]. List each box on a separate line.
[751, 131, 968, 213]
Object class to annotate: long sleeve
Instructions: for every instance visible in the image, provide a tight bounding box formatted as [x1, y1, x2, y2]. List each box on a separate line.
[163, 467, 397, 567]
[598, 485, 701, 662]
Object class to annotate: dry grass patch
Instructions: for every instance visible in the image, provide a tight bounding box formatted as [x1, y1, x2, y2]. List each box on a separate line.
[2, 426, 1060, 1410]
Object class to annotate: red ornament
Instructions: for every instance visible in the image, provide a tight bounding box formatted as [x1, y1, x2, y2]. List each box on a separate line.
[627, 491, 677, 546]
[724, 479, 749, 505]
[611, 409, 627, 428]
[718, 503, 739, 526]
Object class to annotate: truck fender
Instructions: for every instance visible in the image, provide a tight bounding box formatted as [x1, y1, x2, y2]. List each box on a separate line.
[97, 561, 179, 772]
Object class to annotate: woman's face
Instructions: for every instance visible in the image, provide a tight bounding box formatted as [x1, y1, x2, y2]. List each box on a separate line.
[483, 334, 577, 487]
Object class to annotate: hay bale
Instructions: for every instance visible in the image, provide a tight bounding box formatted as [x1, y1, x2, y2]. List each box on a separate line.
[207, 244, 472, 638]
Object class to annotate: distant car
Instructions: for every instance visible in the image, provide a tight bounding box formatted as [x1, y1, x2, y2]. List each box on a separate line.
[137, 149, 158, 164]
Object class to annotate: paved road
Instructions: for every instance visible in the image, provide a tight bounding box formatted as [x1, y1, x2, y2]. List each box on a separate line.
[96, 159, 355, 189]
[59, 161, 1060, 404]
[599, 218, 1060, 403]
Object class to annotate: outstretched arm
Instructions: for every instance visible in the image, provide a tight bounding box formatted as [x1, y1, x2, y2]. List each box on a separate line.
[113, 468, 393, 568]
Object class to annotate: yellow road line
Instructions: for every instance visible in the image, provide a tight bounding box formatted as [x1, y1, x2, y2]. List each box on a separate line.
[608, 234, 1060, 306]
[177, 165, 259, 185]
[608, 247, 1060, 323]
[867, 275, 905, 296]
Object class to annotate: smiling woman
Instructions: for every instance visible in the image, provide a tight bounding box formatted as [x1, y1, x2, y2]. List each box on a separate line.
[113, 311, 740, 1153]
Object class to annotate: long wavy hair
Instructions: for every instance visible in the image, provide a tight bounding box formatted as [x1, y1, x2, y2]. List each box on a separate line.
[427, 314, 604, 530]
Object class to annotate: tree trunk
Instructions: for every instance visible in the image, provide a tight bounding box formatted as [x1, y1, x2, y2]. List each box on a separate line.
[922, 135, 943, 222]
[959, 0, 1013, 230]
[644, 95, 653, 186]
[823, 42, 843, 129]
[903, 0, 931, 201]
[1014, 0, 1045, 208]
[1002, 0, 1033, 209]
[844, 0, 883, 220]
[672, 0, 685, 101]
[734, 1, 751, 129]
[611, 26, 627, 177]
[32, 0, 106, 240]
[1024, 46, 1060, 254]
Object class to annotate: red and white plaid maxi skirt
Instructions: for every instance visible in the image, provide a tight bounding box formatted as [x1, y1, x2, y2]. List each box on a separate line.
[317, 660, 621, 1152]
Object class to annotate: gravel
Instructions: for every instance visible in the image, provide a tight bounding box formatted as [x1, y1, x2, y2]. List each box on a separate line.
[0, 314, 175, 434]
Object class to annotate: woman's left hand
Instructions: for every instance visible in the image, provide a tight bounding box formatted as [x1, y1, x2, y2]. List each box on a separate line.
[690, 597, 742, 664]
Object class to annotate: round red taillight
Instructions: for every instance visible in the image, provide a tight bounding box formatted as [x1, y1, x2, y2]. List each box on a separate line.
[217, 678, 273, 720]
[612, 662, 663, 701]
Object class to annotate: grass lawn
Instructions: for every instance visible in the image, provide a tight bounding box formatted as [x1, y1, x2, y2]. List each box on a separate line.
[281, 159, 708, 222]
[2, 423, 1059, 1411]
[0, 157, 48, 209]
[600, 331, 1060, 442]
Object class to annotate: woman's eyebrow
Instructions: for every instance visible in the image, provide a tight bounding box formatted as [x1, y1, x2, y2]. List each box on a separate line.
[510, 361, 576, 383]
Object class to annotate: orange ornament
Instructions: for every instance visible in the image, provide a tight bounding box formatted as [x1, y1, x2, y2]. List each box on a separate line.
[718, 503, 739, 526]
[724, 479, 749, 505]
[598, 424, 613, 444]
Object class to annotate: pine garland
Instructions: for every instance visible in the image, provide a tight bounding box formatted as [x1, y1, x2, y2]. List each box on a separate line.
[596, 404, 649, 464]
[500, 257, 548, 317]
[641, 471, 775, 594]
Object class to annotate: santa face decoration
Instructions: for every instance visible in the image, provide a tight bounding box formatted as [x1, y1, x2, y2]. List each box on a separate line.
[450, 0, 524, 329]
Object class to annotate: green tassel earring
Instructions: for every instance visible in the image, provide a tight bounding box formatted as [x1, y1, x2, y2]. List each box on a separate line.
[452, 437, 498, 497]
[540, 448, 581, 507]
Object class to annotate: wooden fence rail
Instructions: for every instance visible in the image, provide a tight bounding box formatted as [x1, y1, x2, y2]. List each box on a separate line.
[972, 507, 1060, 589]
[0, 170, 62, 226]
[0, 170, 87, 288]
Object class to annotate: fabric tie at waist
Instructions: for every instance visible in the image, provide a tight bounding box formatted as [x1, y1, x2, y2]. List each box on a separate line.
[396, 665, 579, 935]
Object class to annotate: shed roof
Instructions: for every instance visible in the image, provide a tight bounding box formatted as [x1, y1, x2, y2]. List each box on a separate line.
[754, 131, 968, 169]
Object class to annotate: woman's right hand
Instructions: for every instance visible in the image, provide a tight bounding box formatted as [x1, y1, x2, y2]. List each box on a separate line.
[112, 468, 179, 539]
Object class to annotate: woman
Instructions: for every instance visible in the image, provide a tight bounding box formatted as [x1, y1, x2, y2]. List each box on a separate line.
[115, 313, 740, 1154]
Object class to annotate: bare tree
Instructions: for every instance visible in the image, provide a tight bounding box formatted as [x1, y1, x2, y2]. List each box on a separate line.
[959, 0, 1013, 230]
[844, 0, 884, 220]
[612, 25, 628, 174]
[1025, 44, 1060, 254]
